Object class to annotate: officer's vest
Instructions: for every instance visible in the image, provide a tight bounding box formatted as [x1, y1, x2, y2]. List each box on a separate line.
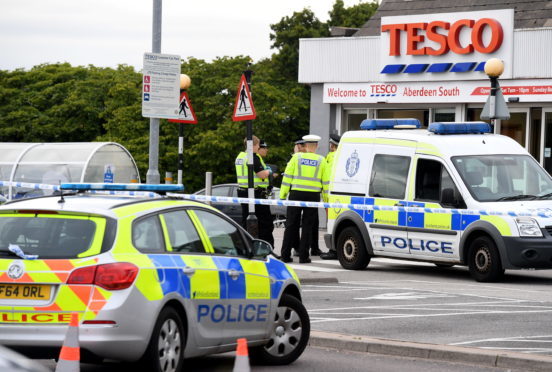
[325, 151, 336, 169]
[235, 152, 268, 189]
[287, 153, 325, 193]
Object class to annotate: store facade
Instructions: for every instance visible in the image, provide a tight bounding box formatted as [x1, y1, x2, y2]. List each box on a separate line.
[298, 6, 552, 173]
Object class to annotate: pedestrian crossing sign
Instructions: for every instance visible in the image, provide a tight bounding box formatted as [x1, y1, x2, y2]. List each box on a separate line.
[168, 91, 198, 124]
[232, 74, 256, 121]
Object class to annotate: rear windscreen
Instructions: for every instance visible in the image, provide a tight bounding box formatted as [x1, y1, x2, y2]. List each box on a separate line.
[0, 215, 107, 259]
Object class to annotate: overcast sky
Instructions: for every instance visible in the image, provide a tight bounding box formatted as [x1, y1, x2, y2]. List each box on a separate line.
[0, 0, 365, 71]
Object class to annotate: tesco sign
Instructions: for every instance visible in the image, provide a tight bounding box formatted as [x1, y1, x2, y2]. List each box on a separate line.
[380, 9, 514, 81]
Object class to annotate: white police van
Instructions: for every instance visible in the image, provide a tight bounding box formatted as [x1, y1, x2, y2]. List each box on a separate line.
[325, 119, 552, 282]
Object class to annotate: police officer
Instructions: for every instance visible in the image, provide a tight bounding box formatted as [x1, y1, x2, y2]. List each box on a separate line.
[280, 134, 329, 263]
[320, 133, 341, 260]
[235, 136, 274, 246]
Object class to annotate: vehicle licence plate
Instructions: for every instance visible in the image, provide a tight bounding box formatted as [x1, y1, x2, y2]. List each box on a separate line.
[0, 284, 51, 300]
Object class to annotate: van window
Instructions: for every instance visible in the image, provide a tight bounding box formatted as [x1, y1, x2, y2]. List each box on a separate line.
[415, 159, 465, 207]
[369, 154, 410, 199]
[452, 155, 552, 202]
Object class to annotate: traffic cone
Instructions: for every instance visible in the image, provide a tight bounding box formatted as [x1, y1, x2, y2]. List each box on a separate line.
[232, 338, 251, 372]
[55, 313, 80, 372]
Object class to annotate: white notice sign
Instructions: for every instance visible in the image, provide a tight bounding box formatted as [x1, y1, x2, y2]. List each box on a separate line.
[142, 53, 181, 119]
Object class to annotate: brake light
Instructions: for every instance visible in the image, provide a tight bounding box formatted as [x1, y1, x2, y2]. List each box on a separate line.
[67, 263, 138, 290]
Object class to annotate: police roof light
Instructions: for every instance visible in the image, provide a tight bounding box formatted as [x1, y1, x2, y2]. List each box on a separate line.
[428, 122, 491, 134]
[360, 118, 421, 130]
[60, 183, 185, 192]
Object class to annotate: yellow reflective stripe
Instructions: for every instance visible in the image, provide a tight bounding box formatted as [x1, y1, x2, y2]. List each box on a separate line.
[481, 216, 512, 236]
[374, 198, 398, 225]
[182, 256, 220, 299]
[158, 214, 172, 252]
[240, 259, 270, 299]
[407, 155, 418, 200]
[328, 195, 351, 221]
[187, 210, 214, 253]
[114, 200, 194, 218]
[424, 213, 451, 230]
[416, 142, 442, 157]
[78, 217, 105, 258]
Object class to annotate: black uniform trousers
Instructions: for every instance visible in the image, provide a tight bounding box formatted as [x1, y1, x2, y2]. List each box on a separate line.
[281, 190, 321, 261]
[237, 187, 274, 247]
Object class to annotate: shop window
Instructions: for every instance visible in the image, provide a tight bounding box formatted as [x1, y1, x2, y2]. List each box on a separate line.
[433, 108, 455, 122]
[343, 112, 367, 132]
[377, 109, 429, 127]
[500, 112, 527, 147]
[466, 108, 491, 124]
[530, 108, 541, 161]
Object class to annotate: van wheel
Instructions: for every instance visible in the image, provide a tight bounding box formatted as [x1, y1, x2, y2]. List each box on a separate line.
[468, 236, 504, 282]
[336, 227, 370, 270]
[251, 294, 310, 365]
[140, 307, 185, 372]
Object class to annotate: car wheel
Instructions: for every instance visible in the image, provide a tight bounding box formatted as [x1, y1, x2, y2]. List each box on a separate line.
[468, 236, 504, 282]
[251, 294, 310, 365]
[141, 307, 185, 372]
[337, 226, 370, 270]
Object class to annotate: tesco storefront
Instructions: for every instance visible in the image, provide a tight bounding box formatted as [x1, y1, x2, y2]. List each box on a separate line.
[299, 8, 552, 174]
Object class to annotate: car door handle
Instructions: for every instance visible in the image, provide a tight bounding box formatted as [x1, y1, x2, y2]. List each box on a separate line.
[182, 266, 195, 277]
[228, 269, 241, 280]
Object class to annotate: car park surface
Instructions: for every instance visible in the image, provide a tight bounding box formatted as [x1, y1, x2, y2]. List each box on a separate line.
[0, 184, 309, 372]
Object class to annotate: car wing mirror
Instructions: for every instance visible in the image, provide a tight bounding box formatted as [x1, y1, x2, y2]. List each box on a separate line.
[252, 239, 274, 259]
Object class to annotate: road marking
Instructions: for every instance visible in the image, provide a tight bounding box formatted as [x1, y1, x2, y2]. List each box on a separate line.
[288, 264, 345, 272]
[353, 291, 456, 300]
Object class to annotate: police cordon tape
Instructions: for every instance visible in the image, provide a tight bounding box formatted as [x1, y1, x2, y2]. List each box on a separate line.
[3, 181, 552, 219]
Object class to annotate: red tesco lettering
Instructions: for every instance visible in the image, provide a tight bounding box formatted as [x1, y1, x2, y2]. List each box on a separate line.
[371, 84, 398, 94]
[381, 18, 503, 56]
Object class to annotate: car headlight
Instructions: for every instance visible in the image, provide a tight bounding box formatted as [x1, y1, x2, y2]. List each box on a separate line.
[515, 217, 543, 237]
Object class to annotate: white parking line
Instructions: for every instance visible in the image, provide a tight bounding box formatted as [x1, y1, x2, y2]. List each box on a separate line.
[288, 264, 345, 272]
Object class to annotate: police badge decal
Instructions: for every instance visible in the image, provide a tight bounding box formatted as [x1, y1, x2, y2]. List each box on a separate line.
[7, 261, 24, 280]
[345, 150, 360, 177]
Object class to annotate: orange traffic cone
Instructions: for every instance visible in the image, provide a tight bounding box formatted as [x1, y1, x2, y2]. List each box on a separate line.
[232, 338, 251, 372]
[55, 313, 80, 372]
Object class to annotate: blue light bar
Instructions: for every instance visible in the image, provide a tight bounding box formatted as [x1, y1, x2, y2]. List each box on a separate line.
[427, 63, 452, 73]
[474, 62, 486, 72]
[61, 183, 185, 192]
[381, 64, 406, 74]
[450, 62, 476, 73]
[428, 122, 491, 134]
[403, 64, 429, 73]
[361, 118, 422, 130]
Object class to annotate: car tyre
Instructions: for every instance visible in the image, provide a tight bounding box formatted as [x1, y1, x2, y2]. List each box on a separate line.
[251, 294, 310, 365]
[140, 307, 186, 372]
[337, 226, 370, 270]
[468, 236, 504, 282]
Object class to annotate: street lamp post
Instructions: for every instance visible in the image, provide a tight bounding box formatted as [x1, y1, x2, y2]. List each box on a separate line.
[244, 65, 258, 237]
[481, 58, 509, 126]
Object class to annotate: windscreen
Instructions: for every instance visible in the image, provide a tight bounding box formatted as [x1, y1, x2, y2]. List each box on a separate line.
[452, 155, 552, 202]
[0, 215, 104, 259]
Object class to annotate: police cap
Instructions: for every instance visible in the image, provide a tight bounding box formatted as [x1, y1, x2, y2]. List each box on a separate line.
[302, 134, 321, 143]
[259, 139, 268, 148]
[329, 133, 341, 145]
[294, 138, 306, 145]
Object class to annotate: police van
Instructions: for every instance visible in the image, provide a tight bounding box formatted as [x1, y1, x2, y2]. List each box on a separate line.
[326, 119, 552, 282]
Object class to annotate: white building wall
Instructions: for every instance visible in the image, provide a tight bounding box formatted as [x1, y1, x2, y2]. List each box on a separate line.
[299, 28, 552, 84]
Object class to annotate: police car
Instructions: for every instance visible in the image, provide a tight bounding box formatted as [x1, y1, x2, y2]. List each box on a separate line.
[326, 119, 552, 282]
[0, 184, 309, 371]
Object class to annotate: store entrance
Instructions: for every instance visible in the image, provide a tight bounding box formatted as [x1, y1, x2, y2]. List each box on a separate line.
[377, 109, 429, 127]
[543, 111, 552, 175]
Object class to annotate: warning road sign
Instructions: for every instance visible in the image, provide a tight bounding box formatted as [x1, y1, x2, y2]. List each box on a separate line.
[168, 91, 198, 124]
[232, 74, 256, 121]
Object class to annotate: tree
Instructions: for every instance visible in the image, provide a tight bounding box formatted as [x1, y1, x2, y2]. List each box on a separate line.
[328, 0, 378, 29]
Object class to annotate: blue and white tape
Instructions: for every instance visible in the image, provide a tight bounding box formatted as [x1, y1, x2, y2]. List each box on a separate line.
[2, 181, 551, 219]
[172, 193, 552, 219]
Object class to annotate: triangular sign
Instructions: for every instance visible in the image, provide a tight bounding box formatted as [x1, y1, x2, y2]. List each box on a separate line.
[168, 91, 198, 124]
[481, 81, 510, 120]
[232, 74, 256, 121]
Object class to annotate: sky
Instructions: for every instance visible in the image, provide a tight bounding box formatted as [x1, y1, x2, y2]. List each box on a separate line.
[0, 0, 366, 71]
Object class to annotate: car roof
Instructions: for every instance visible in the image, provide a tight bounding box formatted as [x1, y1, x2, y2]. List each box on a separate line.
[0, 194, 209, 219]
[341, 129, 527, 157]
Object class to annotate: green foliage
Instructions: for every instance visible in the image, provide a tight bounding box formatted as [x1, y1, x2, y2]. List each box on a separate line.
[0, 1, 377, 191]
[328, 0, 378, 28]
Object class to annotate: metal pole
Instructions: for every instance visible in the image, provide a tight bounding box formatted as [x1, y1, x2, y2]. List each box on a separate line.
[244, 65, 258, 237]
[146, 0, 162, 184]
[205, 172, 212, 206]
[490, 76, 497, 131]
[177, 123, 184, 184]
